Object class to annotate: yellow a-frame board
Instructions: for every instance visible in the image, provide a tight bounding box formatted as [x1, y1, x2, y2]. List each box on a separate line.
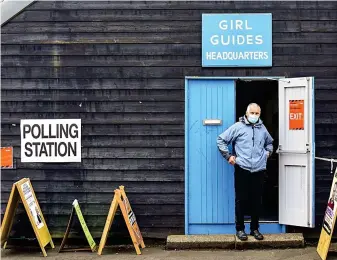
[98, 186, 145, 255]
[317, 168, 337, 260]
[0, 178, 54, 257]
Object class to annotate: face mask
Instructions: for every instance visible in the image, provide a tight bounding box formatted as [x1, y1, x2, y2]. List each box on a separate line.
[248, 114, 259, 124]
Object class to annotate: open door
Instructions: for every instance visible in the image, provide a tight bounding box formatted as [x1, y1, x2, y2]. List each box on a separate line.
[278, 77, 315, 228]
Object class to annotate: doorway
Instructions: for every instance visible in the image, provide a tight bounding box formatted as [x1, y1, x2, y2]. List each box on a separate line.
[185, 76, 314, 235]
[235, 79, 279, 222]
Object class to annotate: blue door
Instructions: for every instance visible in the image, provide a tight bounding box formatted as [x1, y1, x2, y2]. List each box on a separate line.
[185, 79, 236, 234]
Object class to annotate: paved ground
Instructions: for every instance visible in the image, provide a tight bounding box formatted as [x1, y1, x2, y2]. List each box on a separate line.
[2, 246, 337, 260]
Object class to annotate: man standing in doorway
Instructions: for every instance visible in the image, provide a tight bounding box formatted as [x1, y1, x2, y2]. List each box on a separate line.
[217, 103, 273, 241]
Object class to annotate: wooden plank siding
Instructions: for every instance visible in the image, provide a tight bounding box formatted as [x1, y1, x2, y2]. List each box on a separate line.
[1, 1, 337, 239]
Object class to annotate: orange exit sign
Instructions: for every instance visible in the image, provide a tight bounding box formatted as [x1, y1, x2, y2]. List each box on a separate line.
[289, 100, 304, 130]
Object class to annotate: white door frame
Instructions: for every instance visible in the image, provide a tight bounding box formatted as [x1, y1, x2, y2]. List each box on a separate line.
[185, 76, 285, 234]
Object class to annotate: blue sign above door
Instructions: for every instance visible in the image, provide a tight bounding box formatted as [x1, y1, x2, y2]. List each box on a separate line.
[202, 13, 272, 67]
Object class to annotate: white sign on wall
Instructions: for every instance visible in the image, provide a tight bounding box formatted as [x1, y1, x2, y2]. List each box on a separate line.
[20, 119, 81, 163]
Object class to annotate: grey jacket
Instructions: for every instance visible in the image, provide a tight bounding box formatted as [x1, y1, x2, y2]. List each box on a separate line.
[217, 116, 274, 173]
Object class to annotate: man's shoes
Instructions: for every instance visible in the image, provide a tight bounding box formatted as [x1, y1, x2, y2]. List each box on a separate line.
[236, 230, 248, 241]
[250, 230, 264, 240]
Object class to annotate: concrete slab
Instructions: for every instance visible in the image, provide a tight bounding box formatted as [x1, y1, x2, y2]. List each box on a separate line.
[166, 233, 305, 250]
[235, 233, 305, 250]
[166, 235, 236, 250]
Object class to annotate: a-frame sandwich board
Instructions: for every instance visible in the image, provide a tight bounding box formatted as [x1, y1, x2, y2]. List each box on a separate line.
[97, 186, 145, 255]
[59, 199, 97, 252]
[0, 178, 54, 257]
[317, 168, 337, 260]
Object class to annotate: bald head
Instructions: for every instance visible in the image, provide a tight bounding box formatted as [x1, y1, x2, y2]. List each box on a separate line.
[246, 103, 261, 124]
[246, 103, 261, 115]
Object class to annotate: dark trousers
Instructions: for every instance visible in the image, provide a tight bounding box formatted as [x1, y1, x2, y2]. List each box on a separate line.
[234, 164, 265, 232]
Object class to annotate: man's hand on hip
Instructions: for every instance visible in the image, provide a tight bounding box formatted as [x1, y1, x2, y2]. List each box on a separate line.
[228, 156, 236, 165]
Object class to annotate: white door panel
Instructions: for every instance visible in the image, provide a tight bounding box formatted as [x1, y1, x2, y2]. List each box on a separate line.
[278, 77, 315, 228]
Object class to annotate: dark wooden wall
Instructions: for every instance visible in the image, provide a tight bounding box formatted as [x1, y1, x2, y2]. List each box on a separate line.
[1, 1, 337, 240]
